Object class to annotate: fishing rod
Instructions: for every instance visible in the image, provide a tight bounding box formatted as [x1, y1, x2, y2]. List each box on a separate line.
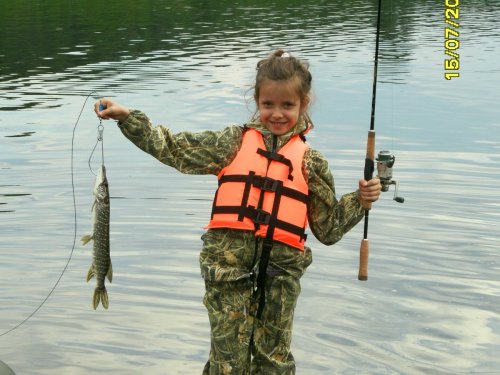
[358, 0, 404, 281]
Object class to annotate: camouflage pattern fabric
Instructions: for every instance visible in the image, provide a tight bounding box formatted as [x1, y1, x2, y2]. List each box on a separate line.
[200, 229, 312, 374]
[117, 110, 365, 373]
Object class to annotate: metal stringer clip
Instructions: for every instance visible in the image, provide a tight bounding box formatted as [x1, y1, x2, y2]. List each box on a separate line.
[88, 102, 105, 175]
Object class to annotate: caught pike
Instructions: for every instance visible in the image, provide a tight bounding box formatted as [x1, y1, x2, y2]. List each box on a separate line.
[81, 165, 112, 309]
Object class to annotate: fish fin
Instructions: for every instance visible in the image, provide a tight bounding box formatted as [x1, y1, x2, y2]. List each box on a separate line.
[106, 261, 113, 283]
[86, 264, 96, 282]
[93, 287, 109, 310]
[101, 288, 109, 309]
[81, 234, 93, 245]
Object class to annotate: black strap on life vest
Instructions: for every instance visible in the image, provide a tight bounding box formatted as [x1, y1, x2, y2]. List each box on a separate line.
[217, 174, 308, 203]
[239, 171, 257, 221]
[210, 173, 308, 242]
[210, 173, 307, 241]
[255, 177, 284, 319]
[211, 204, 307, 240]
[257, 148, 294, 180]
[255, 236, 273, 319]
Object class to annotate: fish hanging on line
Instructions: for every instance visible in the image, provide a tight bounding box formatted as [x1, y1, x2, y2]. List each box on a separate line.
[81, 165, 112, 309]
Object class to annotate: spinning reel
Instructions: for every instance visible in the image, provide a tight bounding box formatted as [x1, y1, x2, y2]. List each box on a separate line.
[376, 150, 404, 203]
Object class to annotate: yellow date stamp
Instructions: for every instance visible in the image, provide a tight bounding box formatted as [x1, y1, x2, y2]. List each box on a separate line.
[444, 0, 460, 80]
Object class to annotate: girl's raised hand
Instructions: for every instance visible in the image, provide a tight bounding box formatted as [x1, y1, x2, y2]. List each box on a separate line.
[94, 98, 130, 122]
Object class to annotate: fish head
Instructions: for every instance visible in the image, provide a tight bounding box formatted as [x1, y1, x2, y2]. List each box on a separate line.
[94, 165, 109, 203]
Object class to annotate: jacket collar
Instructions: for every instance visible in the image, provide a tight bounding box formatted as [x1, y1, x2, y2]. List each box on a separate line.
[245, 115, 311, 151]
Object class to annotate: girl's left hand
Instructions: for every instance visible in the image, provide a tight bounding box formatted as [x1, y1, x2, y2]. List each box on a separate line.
[358, 178, 382, 203]
[94, 98, 130, 122]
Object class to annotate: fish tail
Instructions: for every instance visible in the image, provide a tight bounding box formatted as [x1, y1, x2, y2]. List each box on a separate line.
[81, 234, 93, 245]
[92, 286, 109, 310]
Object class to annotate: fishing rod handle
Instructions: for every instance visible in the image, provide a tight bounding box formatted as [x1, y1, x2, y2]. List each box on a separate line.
[358, 239, 369, 280]
[359, 130, 375, 281]
[362, 130, 376, 210]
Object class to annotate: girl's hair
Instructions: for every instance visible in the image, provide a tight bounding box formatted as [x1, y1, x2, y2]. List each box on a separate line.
[252, 49, 314, 129]
[254, 49, 312, 104]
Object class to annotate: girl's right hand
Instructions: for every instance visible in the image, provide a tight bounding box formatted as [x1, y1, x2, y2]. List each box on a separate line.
[94, 98, 130, 122]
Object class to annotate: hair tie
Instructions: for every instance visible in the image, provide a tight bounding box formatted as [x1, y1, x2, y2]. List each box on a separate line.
[281, 52, 290, 58]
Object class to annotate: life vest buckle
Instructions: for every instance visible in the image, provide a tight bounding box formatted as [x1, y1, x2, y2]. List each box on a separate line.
[261, 177, 279, 192]
[253, 208, 271, 225]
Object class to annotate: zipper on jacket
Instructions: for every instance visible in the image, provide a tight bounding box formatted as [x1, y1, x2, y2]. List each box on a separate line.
[272, 134, 277, 153]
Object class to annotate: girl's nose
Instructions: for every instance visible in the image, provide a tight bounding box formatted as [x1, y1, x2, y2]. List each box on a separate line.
[271, 108, 283, 118]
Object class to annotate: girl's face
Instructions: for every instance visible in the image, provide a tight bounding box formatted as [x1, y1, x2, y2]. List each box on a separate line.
[257, 79, 308, 136]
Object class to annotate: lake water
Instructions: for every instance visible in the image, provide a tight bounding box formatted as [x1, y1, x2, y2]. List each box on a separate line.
[1, 1, 499, 374]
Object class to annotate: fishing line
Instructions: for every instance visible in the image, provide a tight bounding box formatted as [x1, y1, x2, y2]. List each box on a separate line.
[0, 91, 97, 337]
[389, 0, 396, 154]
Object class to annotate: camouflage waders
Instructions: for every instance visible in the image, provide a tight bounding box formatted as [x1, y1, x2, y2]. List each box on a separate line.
[200, 229, 312, 375]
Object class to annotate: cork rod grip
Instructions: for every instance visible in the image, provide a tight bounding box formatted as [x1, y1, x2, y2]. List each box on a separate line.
[358, 239, 369, 280]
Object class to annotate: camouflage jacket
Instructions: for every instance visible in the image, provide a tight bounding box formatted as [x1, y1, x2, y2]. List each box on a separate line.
[118, 110, 364, 281]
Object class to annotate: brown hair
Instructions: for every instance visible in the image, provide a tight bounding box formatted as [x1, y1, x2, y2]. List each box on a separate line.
[254, 49, 312, 105]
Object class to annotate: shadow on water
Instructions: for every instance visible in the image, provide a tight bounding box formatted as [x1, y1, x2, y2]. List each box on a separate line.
[0, 189, 31, 213]
[4, 132, 36, 138]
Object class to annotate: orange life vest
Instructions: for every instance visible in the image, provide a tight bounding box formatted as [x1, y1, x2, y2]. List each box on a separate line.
[206, 128, 309, 250]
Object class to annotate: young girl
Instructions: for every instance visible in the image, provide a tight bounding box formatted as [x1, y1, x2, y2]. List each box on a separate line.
[95, 49, 381, 375]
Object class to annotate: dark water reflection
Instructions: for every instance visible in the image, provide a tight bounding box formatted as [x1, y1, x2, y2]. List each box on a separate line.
[3, 0, 488, 103]
[1, 1, 499, 374]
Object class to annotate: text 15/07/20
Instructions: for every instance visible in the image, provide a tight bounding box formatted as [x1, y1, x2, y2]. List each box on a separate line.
[445, 0, 460, 80]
